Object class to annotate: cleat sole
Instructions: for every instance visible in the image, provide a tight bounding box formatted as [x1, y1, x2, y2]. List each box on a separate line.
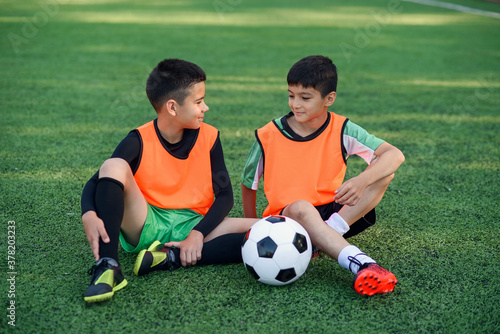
[133, 250, 152, 276]
[84, 278, 128, 303]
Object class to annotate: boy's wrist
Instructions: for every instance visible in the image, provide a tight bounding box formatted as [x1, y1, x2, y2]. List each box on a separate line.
[189, 229, 204, 240]
[82, 210, 97, 220]
[357, 170, 374, 188]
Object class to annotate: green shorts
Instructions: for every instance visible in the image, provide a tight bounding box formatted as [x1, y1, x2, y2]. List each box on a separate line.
[119, 204, 204, 253]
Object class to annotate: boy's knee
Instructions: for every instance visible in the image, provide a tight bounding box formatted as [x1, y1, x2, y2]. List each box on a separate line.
[284, 200, 315, 221]
[99, 158, 132, 182]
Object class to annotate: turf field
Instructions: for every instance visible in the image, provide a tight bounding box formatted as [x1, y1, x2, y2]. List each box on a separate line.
[1, 0, 499, 332]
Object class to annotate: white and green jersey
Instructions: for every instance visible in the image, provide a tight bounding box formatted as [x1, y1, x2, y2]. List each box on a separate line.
[240, 113, 385, 190]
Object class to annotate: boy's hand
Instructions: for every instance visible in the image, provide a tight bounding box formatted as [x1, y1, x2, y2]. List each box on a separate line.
[333, 175, 369, 206]
[164, 230, 204, 267]
[82, 211, 109, 261]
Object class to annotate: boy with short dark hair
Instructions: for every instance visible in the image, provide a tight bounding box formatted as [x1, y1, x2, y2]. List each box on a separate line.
[241, 55, 405, 296]
[81, 59, 256, 303]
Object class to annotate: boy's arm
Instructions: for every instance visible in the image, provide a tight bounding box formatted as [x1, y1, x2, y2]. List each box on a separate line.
[334, 142, 405, 206]
[241, 183, 258, 218]
[191, 135, 234, 237]
[169, 135, 233, 266]
[240, 140, 263, 218]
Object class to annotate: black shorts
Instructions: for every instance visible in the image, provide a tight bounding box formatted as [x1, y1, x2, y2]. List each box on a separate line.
[315, 202, 376, 239]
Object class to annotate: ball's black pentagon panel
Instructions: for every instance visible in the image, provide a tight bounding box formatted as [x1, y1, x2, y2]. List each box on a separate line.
[245, 264, 260, 280]
[257, 236, 277, 258]
[293, 233, 308, 254]
[265, 216, 286, 223]
[276, 268, 297, 283]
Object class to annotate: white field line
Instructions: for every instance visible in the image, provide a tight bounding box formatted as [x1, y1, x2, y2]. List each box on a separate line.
[401, 0, 500, 19]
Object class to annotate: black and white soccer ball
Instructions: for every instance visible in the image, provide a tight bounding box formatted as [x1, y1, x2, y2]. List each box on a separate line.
[241, 215, 312, 286]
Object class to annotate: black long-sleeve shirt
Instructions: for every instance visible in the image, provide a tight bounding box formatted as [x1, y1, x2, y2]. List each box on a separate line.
[81, 120, 234, 237]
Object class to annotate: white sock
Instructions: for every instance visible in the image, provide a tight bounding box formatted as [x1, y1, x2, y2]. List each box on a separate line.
[325, 213, 350, 235]
[338, 245, 376, 274]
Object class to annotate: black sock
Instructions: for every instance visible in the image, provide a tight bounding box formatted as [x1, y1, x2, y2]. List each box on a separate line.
[95, 177, 124, 262]
[198, 233, 246, 265]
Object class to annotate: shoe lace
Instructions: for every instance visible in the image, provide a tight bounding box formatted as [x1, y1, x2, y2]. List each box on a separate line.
[87, 258, 110, 276]
[347, 253, 366, 273]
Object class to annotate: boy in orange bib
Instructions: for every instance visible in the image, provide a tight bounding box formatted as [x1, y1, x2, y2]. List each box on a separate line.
[241, 55, 405, 296]
[81, 59, 257, 303]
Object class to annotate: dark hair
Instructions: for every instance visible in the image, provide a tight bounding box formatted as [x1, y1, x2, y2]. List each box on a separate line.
[146, 58, 206, 110]
[287, 55, 337, 97]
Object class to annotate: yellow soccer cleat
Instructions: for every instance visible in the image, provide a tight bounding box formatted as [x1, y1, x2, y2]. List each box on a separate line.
[84, 258, 128, 303]
[133, 241, 181, 276]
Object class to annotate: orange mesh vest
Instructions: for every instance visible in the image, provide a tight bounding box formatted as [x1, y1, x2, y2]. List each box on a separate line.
[257, 112, 348, 217]
[134, 121, 218, 215]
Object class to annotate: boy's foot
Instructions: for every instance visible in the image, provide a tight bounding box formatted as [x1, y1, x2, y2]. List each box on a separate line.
[311, 246, 322, 259]
[145, 240, 164, 252]
[133, 241, 181, 276]
[354, 263, 397, 296]
[84, 258, 128, 303]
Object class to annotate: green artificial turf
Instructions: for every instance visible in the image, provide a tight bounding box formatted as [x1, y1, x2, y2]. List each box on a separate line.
[1, 0, 499, 332]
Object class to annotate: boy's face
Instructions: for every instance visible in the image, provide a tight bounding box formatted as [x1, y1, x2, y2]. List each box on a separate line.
[175, 81, 209, 129]
[288, 84, 335, 125]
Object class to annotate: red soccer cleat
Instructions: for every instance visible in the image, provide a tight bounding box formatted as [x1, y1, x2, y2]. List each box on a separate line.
[311, 246, 322, 259]
[354, 263, 397, 296]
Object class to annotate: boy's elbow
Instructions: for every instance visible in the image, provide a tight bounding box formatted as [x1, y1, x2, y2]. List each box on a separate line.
[398, 149, 405, 165]
[389, 144, 405, 166]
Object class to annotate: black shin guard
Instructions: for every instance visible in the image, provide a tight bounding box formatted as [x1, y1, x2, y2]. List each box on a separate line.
[95, 177, 124, 261]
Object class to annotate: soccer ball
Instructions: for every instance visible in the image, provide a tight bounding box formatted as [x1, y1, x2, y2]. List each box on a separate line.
[241, 215, 312, 286]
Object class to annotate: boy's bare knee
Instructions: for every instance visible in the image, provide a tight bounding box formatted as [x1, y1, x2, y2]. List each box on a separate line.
[284, 200, 315, 221]
[99, 158, 131, 183]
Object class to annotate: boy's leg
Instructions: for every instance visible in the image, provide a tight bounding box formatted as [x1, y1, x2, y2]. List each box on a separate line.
[85, 158, 148, 303]
[338, 174, 393, 225]
[342, 208, 375, 239]
[198, 233, 247, 265]
[282, 200, 397, 295]
[97, 157, 148, 251]
[199, 217, 259, 264]
[134, 217, 259, 276]
[94, 177, 124, 261]
[282, 200, 349, 260]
